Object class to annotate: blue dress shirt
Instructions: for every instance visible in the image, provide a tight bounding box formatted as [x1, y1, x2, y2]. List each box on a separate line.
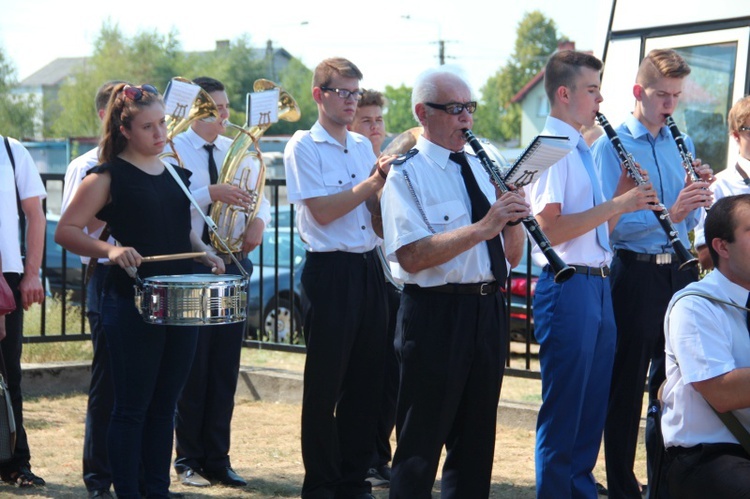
[591, 114, 700, 254]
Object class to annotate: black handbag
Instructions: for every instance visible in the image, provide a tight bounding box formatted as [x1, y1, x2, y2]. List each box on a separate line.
[0, 349, 16, 462]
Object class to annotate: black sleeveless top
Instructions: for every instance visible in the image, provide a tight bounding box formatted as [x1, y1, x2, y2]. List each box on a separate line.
[92, 157, 194, 296]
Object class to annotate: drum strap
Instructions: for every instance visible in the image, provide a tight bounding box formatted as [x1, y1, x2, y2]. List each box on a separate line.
[162, 160, 249, 278]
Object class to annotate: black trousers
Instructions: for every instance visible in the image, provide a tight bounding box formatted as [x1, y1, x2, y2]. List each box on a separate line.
[83, 265, 113, 492]
[389, 286, 506, 499]
[300, 251, 387, 499]
[174, 259, 250, 474]
[0, 272, 30, 473]
[667, 444, 750, 498]
[605, 253, 698, 499]
[371, 282, 400, 469]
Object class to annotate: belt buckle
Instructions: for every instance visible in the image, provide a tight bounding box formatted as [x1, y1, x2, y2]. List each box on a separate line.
[598, 266, 607, 278]
[655, 253, 671, 265]
[479, 282, 492, 295]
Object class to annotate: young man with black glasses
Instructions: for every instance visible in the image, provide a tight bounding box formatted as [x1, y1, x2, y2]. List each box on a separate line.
[284, 57, 391, 499]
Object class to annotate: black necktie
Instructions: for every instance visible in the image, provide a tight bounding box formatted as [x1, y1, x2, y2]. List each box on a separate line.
[202, 144, 218, 244]
[449, 152, 507, 283]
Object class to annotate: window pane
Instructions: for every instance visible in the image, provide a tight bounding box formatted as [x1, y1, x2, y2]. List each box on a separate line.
[671, 42, 737, 174]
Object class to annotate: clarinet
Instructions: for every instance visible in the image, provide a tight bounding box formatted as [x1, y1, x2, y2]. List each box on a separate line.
[463, 129, 575, 284]
[596, 113, 698, 270]
[664, 115, 701, 183]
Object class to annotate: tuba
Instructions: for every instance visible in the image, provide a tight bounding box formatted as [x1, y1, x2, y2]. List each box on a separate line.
[209, 79, 300, 254]
[161, 77, 222, 166]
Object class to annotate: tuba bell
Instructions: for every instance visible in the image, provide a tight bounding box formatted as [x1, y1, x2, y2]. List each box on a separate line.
[209, 79, 300, 254]
[161, 77, 222, 167]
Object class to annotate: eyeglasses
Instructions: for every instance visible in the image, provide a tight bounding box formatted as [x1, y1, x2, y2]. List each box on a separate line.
[425, 101, 477, 115]
[122, 84, 159, 101]
[320, 86, 364, 101]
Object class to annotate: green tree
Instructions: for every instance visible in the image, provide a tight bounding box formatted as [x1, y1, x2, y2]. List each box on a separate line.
[383, 84, 416, 135]
[0, 48, 38, 139]
[50, 22, 186, 137]
[473, 10, 560, 143]
[272, 58, 316, 135]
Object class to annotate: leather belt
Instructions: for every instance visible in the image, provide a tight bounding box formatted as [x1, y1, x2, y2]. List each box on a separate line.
[218, 252, 246, 265]
[570, 265, 610, 278]
[405, 282, 500, 296]
[616, 249, 676, 265]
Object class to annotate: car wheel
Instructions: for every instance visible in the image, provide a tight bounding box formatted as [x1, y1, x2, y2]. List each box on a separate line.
[262, 297, 303, 344]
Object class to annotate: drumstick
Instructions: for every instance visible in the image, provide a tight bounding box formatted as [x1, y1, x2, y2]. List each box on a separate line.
[105, 252, 207, 265]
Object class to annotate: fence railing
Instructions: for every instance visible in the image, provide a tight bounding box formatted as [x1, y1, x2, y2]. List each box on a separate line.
[34, 173, 540, 376]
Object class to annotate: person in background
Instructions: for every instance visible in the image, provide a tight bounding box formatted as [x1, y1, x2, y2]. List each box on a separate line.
[284, 57, 389, 499]
[381, 68, 529, 498]
[528, 50, 657, 499]
[661, 194, 750, 499]
[348, 89, 398, 488]
[591, 48, 712, 499]
[55, 82, 224, 498]
[0, 133, 46, 488]
[169, 76, 270, 488]
[694, 94, 750, 270]
[61, 80, 123, 499]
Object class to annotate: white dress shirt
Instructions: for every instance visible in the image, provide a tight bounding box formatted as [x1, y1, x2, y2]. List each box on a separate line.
[0, 136, 47, 273]
[284, 121, 379, 253]
[693, 156, 750, 248]
[61, 146, 115, 264]
[527, 116, 612, 268]
[662, 269, 750, 447]
[380, 135, 509, 287]
[168, 127, 271, 241]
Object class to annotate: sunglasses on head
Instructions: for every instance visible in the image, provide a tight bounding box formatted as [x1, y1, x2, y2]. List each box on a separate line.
[122, 84, 159, 101]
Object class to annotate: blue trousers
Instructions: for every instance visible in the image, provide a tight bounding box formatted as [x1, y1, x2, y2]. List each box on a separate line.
[101, 286, 198, 499]
[534, 269, 616, 499]
[83, 265, 113, 492]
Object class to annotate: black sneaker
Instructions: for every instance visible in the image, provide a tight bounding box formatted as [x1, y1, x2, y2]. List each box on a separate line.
[365, 467, 389, 487]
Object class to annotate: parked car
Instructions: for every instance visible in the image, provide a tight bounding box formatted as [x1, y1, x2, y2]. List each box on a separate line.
[44, 212, 85, 302]
[246, 226, 307, 345]
[507, 250, 542, 343]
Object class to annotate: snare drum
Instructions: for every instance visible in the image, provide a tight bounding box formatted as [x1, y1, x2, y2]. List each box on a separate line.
[134, 274, 248, 325]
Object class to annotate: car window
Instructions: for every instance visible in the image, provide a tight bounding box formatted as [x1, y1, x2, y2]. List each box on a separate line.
[249, 229, 305, 268]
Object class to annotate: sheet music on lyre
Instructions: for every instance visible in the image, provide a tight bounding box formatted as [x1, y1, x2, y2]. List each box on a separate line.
[163, 79, 201, 119]
[246, 88, 279, 127]
[503, 135, 573, 188]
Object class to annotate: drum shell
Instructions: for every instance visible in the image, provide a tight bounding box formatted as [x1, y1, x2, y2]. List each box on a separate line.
[134, 274, 248, 326]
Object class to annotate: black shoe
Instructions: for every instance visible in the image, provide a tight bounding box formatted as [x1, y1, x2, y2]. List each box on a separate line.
[205, 466, 247, 487]
[0, 465, 45, 487]
[89, 490, 114, 499]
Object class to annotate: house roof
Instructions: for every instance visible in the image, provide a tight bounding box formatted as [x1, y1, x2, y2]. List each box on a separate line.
[18, 45, 294, 89]
[511, 70, 546, 104]
[20, 57, 89, 87]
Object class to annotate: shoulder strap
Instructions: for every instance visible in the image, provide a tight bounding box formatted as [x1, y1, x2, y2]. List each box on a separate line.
[670, 290, 750, 454]
[4, 137, 26, 258]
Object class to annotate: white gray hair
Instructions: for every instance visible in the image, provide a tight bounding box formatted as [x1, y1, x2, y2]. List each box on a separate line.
[411, 67, 473, 122]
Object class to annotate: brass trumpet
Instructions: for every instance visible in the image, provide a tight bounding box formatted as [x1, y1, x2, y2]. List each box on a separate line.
[209, 79, 300, 254]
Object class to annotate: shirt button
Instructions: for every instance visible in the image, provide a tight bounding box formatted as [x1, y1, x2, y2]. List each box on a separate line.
[351, 174, 356, 178]
[338, 180, 342, 184]
[444, 215, 449, 221]
[361, 225, 366, 230]
[344, 149, 348, 153]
